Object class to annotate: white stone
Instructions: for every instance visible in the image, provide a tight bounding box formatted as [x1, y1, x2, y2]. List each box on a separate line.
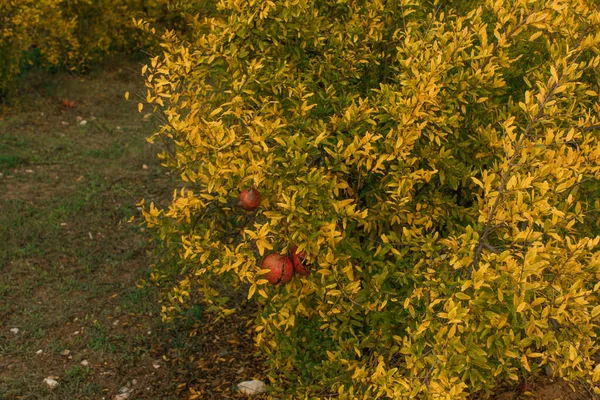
[36, 350, 43, 355]
[237, 380, 266, 396]
[114, 386, 132, 400]
[10, 328, 19, 335]
[81, 360, 89, 367]
[61, 349, 71, 356]
[43, 378, 59, 389]
[80, 120, 88, 126]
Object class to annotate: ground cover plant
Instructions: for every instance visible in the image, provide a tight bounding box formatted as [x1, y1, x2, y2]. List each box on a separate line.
[140, 0, 600, 398]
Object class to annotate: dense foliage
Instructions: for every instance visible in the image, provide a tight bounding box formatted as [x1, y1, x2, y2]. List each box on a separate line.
[0, 0, 186, 96]
[141, 0, 600, 398]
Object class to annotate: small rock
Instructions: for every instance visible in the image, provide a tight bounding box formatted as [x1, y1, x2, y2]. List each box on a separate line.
[43, 378, 59, 389]
[61, 349, 71, 356]
[237, 380, 266, 396]
[80, 120, 88, 126]
[9, 328, 19, 335]
[132, 379, 137, 385]
[81, 360, 89, 367]
[114, 386, 132, 400]
[25, 169, 34, 173]
[113, 320, 119, 326]
[152, 360, 161, 369]
[142, 164, 149, 170]
[36, 350, 43, 355]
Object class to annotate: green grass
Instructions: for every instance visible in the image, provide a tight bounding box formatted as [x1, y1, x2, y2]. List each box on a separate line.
[0, 57, 269, 400]
[0, 59, 180, 400]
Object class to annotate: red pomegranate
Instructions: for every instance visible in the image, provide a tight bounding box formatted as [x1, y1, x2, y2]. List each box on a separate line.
[262, 253, 294, 285]
[290, 245, 310, 276]
[238, 187, 261, 211]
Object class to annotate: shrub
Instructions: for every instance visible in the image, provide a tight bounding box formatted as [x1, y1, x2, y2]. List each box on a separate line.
[0, 0, 78, 94]
[0, 0, 172, 96]
[141, 0, 600, 398]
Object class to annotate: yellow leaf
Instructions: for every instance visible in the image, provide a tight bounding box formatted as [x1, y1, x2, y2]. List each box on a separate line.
[248, 284, 256, 299]
[594, 365, 600, 382]
[569, 345, 577, 361]
[528, 31, 543, 41]
[521, 354, 531, 372]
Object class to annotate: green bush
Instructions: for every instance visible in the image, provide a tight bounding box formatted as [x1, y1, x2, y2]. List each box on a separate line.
[141, 0, 600, 398]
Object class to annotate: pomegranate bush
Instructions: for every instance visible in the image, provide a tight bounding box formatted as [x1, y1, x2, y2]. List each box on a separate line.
[140, 0, 600, 398]
[0, 0, 194, 96]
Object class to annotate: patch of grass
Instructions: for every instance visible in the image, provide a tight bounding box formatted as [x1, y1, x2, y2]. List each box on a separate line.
[0, 58, 268, 400]
[0, 282, 9, 296]
[64, 364, 90, 383]
[0, 154, 28, 170]
[47, 338, 67, 354]
[87, 322, 118, 353]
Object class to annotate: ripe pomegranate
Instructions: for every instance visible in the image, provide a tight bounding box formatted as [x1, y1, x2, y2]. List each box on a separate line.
[262, 253, 294, 285]
[238, 187, 261, 211]
[290, 245, 310, 276]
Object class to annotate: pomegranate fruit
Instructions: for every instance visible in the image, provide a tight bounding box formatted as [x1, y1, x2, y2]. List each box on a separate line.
[238, 187, 261, 211]
[290, 245, 310, 276]
[262, 253, 294, 285]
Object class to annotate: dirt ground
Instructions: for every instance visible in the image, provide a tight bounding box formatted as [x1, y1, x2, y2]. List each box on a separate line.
[0, 59, 266, 400]
[0, 59, 596, 400]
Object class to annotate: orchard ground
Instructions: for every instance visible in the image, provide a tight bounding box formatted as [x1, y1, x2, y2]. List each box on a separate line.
[0, 58, 593, 400]
[0, 58, 266, 400]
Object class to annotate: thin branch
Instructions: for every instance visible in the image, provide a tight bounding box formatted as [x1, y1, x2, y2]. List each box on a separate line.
[580, 123, 600, 132]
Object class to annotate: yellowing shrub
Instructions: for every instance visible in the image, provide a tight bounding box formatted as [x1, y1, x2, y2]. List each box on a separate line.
[0, 0, 171, 95]
[141, 0, 600, 398]
[0, 0, 78, 93]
